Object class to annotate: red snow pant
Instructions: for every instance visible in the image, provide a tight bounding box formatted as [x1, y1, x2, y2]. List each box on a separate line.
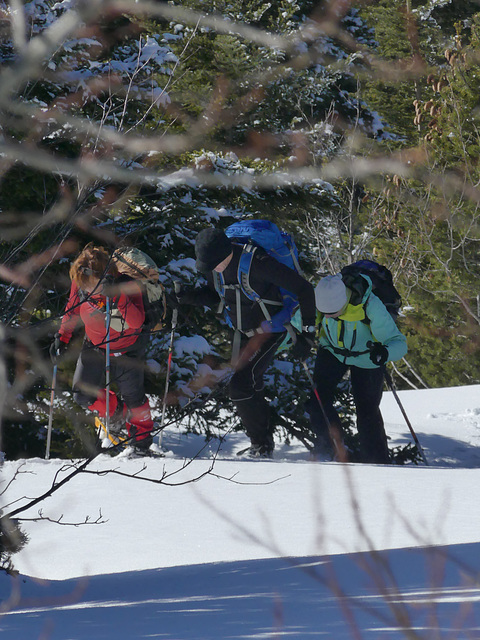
[73, 340, 153, 441]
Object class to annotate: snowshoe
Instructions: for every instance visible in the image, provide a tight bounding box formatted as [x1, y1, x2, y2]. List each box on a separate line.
[309, 435, 335, 462]
[117, 441, 166, 459]
[237, 443, 274, 459]
[95, 416, 128, 447]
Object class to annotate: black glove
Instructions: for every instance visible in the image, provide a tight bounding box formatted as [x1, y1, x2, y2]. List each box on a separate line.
[367, 341, 389, 366]
[164, 290, 180, 311]
[49, 334, 68, 363]
[290, 332, 315, 361]
[167, 281, 183, 310]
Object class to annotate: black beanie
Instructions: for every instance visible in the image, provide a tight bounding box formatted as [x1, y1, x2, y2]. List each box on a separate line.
[195, 228, 233, 273]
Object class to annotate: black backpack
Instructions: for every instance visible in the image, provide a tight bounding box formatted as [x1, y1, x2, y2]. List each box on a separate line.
[340, 259, 402, 320]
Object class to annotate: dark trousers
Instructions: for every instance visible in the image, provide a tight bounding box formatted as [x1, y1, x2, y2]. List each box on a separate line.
[229, 332, 286, 447]
[308, 348, 390, 464]
[72, 340, 146, 411]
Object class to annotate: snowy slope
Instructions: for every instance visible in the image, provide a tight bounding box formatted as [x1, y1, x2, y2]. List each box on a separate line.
[1, 384, 480, 639]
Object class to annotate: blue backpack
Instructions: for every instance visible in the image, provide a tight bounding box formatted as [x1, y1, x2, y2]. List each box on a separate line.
[213, 219, 303, 333]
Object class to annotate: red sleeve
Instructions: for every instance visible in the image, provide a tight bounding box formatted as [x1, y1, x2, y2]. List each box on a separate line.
[58, 281, 81, 343]
[115, 289, 145, 330]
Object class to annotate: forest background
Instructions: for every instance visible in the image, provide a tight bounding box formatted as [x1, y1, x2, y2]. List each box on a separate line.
[1, 0, 480, 461]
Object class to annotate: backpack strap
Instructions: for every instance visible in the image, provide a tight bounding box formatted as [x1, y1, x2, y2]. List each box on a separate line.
[213, 243, 293, 334]
[212, 270, 245, 332]
[283, 235, 304, 277]
[236, 244, 283, 322]
[324, 320, 370, 359]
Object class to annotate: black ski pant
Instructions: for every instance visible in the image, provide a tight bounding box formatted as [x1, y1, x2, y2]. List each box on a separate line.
[229, 332, 286, 448]
[72, 339, 147, 411]
[308, 347, 390, 464]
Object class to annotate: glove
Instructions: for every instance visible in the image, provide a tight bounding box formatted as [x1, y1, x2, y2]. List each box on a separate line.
[164, 290, 180, 311]
[259, 320, 273, 334]
[49, 334, 68, 363]
[367, 341, 389, 366]
[290, 332, 315, 361]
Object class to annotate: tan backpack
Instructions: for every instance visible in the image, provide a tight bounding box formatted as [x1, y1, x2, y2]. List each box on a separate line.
[113, 247, 167, 331]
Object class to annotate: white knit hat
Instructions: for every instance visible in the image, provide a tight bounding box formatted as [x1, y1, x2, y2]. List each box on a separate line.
[315, 274, 348, 314]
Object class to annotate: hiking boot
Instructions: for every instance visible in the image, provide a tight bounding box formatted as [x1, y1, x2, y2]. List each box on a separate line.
[109, 404, 128, 438]
[132, 434, 154, 456]
[246, 443, 274, 459]
[310, 435, 334, 461]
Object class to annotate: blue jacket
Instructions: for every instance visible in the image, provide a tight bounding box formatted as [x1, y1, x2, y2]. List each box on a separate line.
[317, 276, 407, 368]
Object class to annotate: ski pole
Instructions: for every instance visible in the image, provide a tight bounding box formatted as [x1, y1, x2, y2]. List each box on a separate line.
[105, 295, 111, 437]
[159, 282, 180, 445]
[45, 363, 57, 460]
[301, 360, 348, 462]
[384, 369, 428, 465]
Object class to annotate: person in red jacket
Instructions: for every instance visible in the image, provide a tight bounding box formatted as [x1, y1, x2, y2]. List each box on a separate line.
[51, 243, 154, 453]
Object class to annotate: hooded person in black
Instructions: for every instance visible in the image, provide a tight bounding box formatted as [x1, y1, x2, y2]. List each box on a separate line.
[178, 227, 316, 457]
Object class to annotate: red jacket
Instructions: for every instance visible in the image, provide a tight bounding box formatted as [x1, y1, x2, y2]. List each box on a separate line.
[59, 280, 145, 353]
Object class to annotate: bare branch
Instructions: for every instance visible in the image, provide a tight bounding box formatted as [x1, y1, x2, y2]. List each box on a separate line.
[19, 508, 107, 526]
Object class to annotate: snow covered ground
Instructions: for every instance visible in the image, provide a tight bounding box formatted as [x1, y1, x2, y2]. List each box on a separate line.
[2, 384, 480, 639]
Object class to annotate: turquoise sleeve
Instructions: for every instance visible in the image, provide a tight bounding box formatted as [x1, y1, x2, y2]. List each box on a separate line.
[366, 294, 407, 363]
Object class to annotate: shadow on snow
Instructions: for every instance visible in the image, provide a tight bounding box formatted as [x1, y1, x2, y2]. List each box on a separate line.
[2, 543, 480, 639]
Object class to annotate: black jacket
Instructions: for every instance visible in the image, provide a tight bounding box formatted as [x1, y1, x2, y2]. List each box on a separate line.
[182, 244, 316, 333]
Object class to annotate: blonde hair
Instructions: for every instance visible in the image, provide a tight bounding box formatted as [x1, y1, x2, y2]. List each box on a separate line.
[70, 243, 118, 289]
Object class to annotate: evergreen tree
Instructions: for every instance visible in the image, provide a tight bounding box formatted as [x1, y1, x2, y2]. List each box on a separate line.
[0, 1, 178, 457]
[356, 3, 480, 387]
[1, 0, 453, 461]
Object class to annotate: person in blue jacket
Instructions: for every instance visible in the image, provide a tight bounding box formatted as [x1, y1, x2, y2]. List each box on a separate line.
[308, 273, 407, 464]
